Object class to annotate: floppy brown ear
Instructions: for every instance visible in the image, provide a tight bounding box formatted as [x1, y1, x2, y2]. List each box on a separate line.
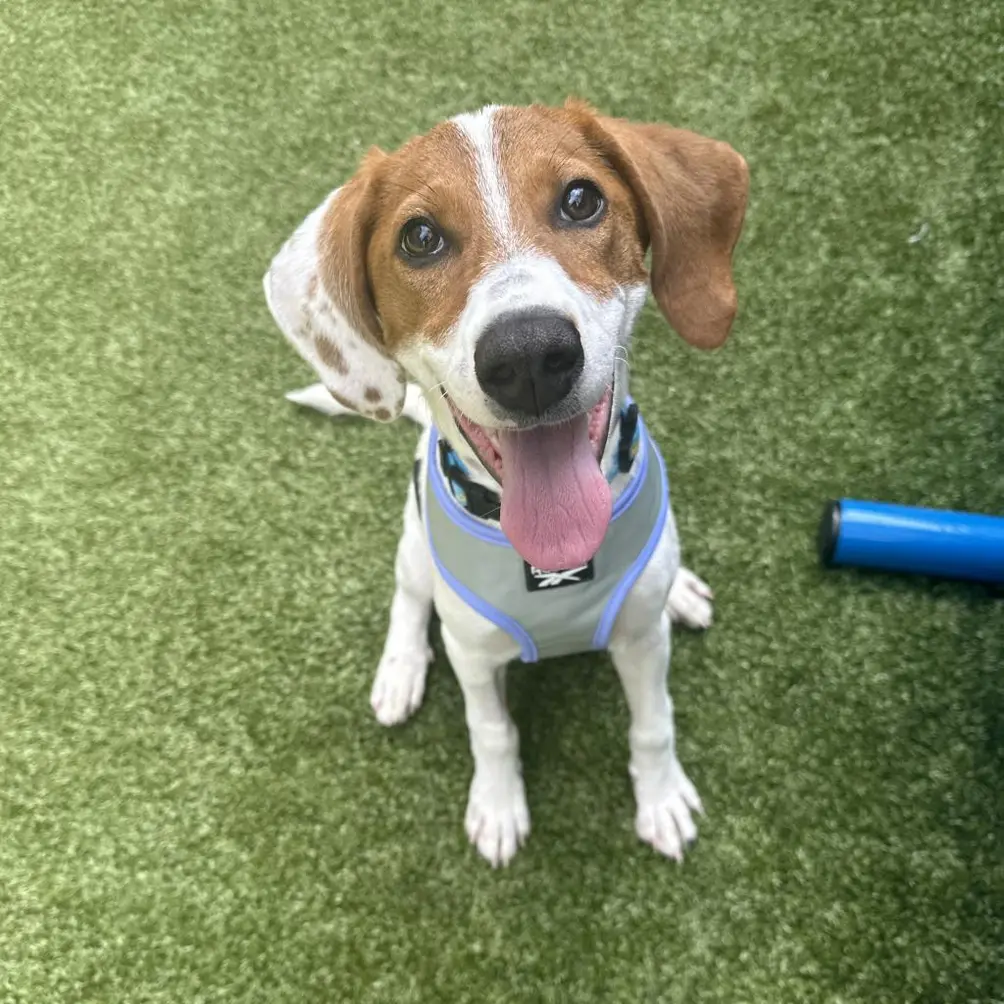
[263, 149, 407, 421]
[569, 101, 749, 349]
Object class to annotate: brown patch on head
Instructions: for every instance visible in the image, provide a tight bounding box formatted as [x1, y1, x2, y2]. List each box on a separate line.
[320, 101, 745, 361]
[359, 108, 651, 352]
[315, 335, 349, 375]
[364, 121, 485, 350]
[374, 407, 392, 421]
[363, 386, 382, 403]
[493, 104, 649, 299]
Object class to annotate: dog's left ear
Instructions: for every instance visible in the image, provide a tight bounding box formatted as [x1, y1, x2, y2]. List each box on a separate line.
[263, 149, 406, 421]
[568, 100, 749, 349]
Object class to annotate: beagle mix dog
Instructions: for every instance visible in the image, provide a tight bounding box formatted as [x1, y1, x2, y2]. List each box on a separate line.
[263, 100, 748, 867]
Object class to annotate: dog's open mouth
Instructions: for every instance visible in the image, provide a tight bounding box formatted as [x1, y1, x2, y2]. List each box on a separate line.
[448, 390, 613, 572]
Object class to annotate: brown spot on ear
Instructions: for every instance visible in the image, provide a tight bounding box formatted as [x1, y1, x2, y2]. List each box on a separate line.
[297, 309, 315, 341]
[374, 407, 392, 421]
[315, 336, 349, 375]
[313, 296, 337, 322]
[364, 386, 382, 403]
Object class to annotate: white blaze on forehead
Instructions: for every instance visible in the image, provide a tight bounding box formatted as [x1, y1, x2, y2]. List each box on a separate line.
[451, 105, 521, 259]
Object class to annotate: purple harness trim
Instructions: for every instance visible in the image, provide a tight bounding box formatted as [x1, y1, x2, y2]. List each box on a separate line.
[591, 443, 669, 649]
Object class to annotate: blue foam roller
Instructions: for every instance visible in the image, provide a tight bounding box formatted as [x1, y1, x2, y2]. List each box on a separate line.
[819, 499, 1004, 583]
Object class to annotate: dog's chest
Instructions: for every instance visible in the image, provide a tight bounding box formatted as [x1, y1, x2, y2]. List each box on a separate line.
[421, 418, 669, 664]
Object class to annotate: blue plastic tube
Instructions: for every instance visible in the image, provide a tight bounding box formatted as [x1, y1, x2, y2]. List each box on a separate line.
[819, 499, 1004, 583]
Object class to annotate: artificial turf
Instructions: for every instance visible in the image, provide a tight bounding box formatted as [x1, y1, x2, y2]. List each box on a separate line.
[1, 0, 1002, 1001]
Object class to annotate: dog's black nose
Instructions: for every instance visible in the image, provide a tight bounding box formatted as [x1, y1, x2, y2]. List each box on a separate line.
[474, 313, 584, 417]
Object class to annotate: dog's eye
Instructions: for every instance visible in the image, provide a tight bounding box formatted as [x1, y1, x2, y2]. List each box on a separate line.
[559, 180, 605, 224]
[399, 218, 447, 260]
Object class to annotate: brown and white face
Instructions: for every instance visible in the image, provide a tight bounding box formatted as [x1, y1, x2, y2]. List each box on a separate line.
[264, 100, 748, 570]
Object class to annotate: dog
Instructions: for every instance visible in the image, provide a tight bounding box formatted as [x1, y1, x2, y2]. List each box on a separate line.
[263, 99, 748, 866]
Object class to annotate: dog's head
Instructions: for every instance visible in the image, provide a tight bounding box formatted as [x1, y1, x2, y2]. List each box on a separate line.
[264, 100, 748, 570]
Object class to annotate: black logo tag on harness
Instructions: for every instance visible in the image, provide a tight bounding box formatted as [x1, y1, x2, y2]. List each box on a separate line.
[524, 560, 595, 591]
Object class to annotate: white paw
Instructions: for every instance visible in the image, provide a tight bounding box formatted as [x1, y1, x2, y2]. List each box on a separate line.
[465, 769, 531, 868]
[633, 761, 703, 862]
[370, 646, 433, 726]
[667, 567, 714, 630]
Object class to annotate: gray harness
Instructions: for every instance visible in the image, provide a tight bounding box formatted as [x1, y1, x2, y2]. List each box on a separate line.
[423, 416, 668, 662]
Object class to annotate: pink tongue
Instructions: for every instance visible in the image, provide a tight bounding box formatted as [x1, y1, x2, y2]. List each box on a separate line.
[497, 414, 611, 572]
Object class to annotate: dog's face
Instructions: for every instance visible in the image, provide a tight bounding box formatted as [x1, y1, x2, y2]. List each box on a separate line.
[265, 100, 748, 570]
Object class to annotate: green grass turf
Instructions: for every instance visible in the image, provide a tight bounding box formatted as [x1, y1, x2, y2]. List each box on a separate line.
[2, 0, 1002, 1000]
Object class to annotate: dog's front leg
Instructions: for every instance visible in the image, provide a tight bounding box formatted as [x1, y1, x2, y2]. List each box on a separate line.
[441, 627, 529, 867]
[609, 609, 703, 861]
[370, 481, 435, 726]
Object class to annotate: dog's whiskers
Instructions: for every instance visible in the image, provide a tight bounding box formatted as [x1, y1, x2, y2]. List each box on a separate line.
[613, 346, 632, 373]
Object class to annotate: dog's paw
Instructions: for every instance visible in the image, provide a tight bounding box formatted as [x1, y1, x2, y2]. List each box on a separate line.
[370, 646, 433, 726]
[465, 769, 531, 868]
[667, 567, 714, 631]
[633, 760, 703, 862]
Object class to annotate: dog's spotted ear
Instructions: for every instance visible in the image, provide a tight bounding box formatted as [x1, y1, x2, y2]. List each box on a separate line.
[262, 149, 405, 421]
[568, 100, 749, 350]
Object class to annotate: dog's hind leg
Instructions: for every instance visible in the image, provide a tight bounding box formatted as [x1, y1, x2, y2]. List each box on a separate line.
[369, 454, 435, 726]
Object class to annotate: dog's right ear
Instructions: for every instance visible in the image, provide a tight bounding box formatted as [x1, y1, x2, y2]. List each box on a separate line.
[262, 149, 406, 421]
